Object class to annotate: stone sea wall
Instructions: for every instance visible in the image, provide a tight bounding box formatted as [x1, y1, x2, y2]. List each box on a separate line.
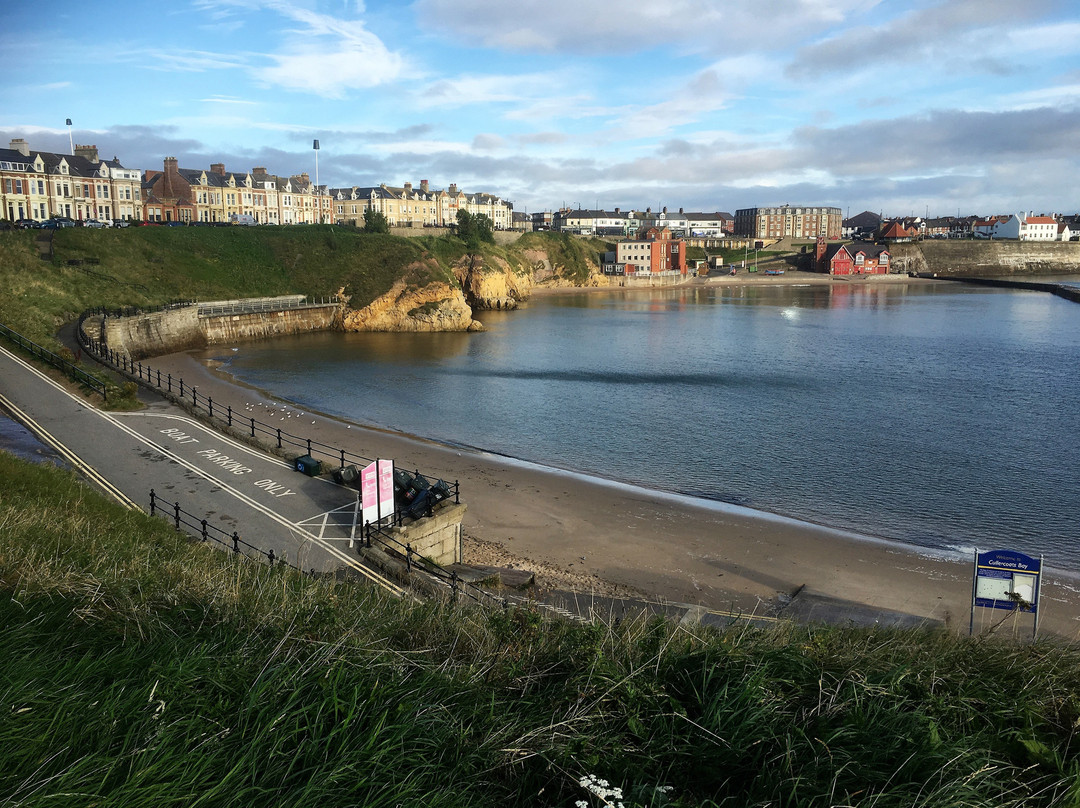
[891, 241, 1080, 276]
[96, 303, 340, 360]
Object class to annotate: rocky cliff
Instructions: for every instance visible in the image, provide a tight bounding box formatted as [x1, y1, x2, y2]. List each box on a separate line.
[453, 254, 532, 310]
[341, 279, 484, 332]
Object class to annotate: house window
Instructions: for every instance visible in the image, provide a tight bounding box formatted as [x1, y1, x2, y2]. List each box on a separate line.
[14, 179, 23, 194]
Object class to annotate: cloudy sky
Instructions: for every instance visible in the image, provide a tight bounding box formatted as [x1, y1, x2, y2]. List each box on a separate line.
[2, 0, 1079, 218]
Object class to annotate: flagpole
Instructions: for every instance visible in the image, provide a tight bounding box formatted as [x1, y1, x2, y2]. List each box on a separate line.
[66, 118, 73, 155]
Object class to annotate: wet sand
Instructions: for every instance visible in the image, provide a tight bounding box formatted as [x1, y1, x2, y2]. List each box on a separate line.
[142, 277, 1080, 640]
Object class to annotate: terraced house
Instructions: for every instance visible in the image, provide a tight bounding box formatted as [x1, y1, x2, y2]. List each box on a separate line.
[0, 138, 143, 223]
[330, 180, 512, 230]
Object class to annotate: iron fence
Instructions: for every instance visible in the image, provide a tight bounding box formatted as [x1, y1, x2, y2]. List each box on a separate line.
[149, 489, 300, 573]
[0, 321, 107, 400]
[77, 312, 460, 503]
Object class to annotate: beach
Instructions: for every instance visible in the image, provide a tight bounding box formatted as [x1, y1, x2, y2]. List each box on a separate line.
[143, 276, 1080, 640]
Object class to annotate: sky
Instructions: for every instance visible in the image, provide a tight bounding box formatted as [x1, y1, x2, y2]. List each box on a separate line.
[2, 0, 1079, 218]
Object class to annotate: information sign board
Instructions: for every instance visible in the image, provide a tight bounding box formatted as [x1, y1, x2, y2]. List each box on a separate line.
[974, 549, 1040, 613]
[377, 459, 394, 521]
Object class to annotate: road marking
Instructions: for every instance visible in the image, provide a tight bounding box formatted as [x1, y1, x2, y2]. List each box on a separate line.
[0, 390, 139, 510]
[0, 347, 412, 599]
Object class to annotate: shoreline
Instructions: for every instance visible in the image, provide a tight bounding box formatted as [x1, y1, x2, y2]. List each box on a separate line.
[146, 339, 1080, 641]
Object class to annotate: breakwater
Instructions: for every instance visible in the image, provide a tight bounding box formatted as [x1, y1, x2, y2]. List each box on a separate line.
[892, 240, 1080, 276]
[917, 275, 1080, 304]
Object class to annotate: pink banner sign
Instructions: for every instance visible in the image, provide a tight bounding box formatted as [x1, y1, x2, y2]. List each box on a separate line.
[377, 459, 395, 520]
[360, 461, 378, 526]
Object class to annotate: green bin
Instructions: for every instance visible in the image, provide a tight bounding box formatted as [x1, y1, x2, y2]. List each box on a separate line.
[294, 455, 321, 476]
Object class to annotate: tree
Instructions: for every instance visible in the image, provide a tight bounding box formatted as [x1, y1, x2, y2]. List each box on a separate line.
[362, 208, 389, 234]
[456, 209, 495, 249]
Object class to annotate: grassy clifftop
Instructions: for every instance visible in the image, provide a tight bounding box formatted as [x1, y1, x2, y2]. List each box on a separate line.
[0, 226, 600, 346]
[2, 453, 1080, 807]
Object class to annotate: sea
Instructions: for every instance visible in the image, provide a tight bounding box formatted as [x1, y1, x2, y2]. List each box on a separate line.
[202, 277, 1080, 571]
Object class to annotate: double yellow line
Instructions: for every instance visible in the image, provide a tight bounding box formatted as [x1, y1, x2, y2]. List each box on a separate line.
[0, 389, 139, 510]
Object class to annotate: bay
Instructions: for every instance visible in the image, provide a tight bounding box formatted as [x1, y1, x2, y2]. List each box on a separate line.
[205, 278, 1080, 569]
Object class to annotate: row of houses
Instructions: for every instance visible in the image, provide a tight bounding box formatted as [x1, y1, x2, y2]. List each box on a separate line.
[599, 226, 689, 275]
[538, 207, 734, 239]
[0, 138, 514, 229]
[844, 211, 1078, 242]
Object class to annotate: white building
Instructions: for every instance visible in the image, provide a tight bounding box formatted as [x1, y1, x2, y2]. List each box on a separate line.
[993, 213, 1059, 241]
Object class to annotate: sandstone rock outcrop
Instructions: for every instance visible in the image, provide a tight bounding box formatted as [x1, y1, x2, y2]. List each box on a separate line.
[454, 254, 532, 310]
[341, 279, 484, 332]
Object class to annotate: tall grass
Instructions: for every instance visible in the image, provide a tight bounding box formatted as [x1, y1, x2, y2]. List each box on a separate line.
[2, 454, 1079, 807]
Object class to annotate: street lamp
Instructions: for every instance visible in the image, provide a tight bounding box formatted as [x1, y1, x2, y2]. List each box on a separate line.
[313, 139, 320, 223]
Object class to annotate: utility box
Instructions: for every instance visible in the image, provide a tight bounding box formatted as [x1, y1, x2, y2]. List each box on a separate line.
[294, 455, 322, 476]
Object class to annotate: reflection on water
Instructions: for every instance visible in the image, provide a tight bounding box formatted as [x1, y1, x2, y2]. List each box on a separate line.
[209, 281, 1080, 568]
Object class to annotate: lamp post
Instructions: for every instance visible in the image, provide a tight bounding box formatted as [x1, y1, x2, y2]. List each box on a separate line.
[313, 139, 320, 223]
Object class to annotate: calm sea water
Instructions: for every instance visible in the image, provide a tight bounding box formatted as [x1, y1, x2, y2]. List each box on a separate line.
[205, 279, 1080, 569]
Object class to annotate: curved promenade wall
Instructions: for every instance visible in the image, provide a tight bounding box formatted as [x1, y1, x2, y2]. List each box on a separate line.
[94, 301, 341, 360]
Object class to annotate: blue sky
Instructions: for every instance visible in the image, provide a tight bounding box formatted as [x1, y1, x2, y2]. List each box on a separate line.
[2, 0, 1079, 218]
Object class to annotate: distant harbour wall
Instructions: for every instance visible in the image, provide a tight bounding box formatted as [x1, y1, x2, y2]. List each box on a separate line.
[89, 297, 341, 360]
[892, 241, 1080, 276]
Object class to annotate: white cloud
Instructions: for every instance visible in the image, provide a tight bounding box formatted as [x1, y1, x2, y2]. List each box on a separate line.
[414, 0, 871, 55]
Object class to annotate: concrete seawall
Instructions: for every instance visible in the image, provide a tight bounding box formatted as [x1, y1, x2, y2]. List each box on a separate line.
[892, 241, 1080, 276]
[90, 298, 341, 360]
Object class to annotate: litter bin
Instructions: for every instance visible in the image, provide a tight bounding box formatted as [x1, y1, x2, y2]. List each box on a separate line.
[294, 455, 322, 476]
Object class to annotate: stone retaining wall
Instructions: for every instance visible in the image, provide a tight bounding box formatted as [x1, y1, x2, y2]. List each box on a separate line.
[892, 241, 1080, 276]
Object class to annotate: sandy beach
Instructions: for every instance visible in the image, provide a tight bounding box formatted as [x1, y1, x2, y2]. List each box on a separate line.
[142, 275, 1080, 641]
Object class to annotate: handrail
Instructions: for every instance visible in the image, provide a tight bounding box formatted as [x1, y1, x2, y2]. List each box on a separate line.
[0, 321, 107, 400]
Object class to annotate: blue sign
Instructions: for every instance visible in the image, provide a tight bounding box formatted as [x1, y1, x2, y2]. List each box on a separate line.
[974, 549, 1041, 613]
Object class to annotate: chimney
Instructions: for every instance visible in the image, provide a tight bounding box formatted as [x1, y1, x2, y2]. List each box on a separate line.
[449, 183, 458, 195]
[252, 167, 266, 175]
[210, 163, 225, 175]
[679, 207, 684, 214]
[299, 173, 309, 184]
[420, 179, 429, 193]
[9, 138, 30, 157]
[662, 206, 668, 214]
[164, 157, 179, 173]
[403, 182, 412, 193]
[74, 144, 99, 162]
[614, 207, 620, 214]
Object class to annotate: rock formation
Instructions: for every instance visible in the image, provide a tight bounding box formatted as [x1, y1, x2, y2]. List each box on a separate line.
[341, 279, 484, 332]
[453, 254, 532, 310]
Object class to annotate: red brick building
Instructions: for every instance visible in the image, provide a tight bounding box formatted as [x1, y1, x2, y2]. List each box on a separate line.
[816, 239, 891, 275]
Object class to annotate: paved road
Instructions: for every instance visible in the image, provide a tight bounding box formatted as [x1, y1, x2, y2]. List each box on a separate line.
[0, 344, 408, 595]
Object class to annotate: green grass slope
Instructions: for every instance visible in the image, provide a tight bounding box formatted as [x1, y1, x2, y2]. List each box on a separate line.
[2, 454, 1079, 808]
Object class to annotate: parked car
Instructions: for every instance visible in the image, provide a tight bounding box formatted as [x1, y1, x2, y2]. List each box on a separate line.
[112, 219, 130, 228]
[14, 218, 37, 229]
[40, 218, 75, 229]
[164, 220, 187, 227]
[83, 218, 107, 229]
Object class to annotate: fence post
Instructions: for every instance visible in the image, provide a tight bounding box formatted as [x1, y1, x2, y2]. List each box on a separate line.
[306, 438, 312, 455]
[268, 548, 275, 567]
[250, 417, 256, 438]
[232, 532, 240, 554]
[455, 480, 460, 504]
[451, 570, 458, 595]
[149, 489, 156, 516]
[173, 502, 181, 531]
[406, 543, 412, 573]
[339, 448, 345, 468]
[192, 387, 197, 408]
[227, 406, 232, 427]
[156, 369, 161, 387]
[276, 428, 282, 449]
[168, 373, 172, 393]
[201, 519, 208, 542]
[179, 378, 184, 397]
[208, 397, 213, 419]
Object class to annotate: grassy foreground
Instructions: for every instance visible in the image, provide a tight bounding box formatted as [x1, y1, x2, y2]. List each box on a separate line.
[2, 454, 1080, 807]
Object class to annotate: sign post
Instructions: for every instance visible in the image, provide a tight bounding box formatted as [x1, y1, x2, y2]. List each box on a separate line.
[970, 548, 1043, 640]
[361, 459, 396, 529]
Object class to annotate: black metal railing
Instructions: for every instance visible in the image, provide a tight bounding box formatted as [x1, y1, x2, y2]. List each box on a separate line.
[149, 489, 300, 573]
[77, 311, 460, 503]
[0, 321, 107, 400]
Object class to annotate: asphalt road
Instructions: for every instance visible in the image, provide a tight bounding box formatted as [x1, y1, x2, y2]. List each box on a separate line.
[0, 344, 408, 595]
